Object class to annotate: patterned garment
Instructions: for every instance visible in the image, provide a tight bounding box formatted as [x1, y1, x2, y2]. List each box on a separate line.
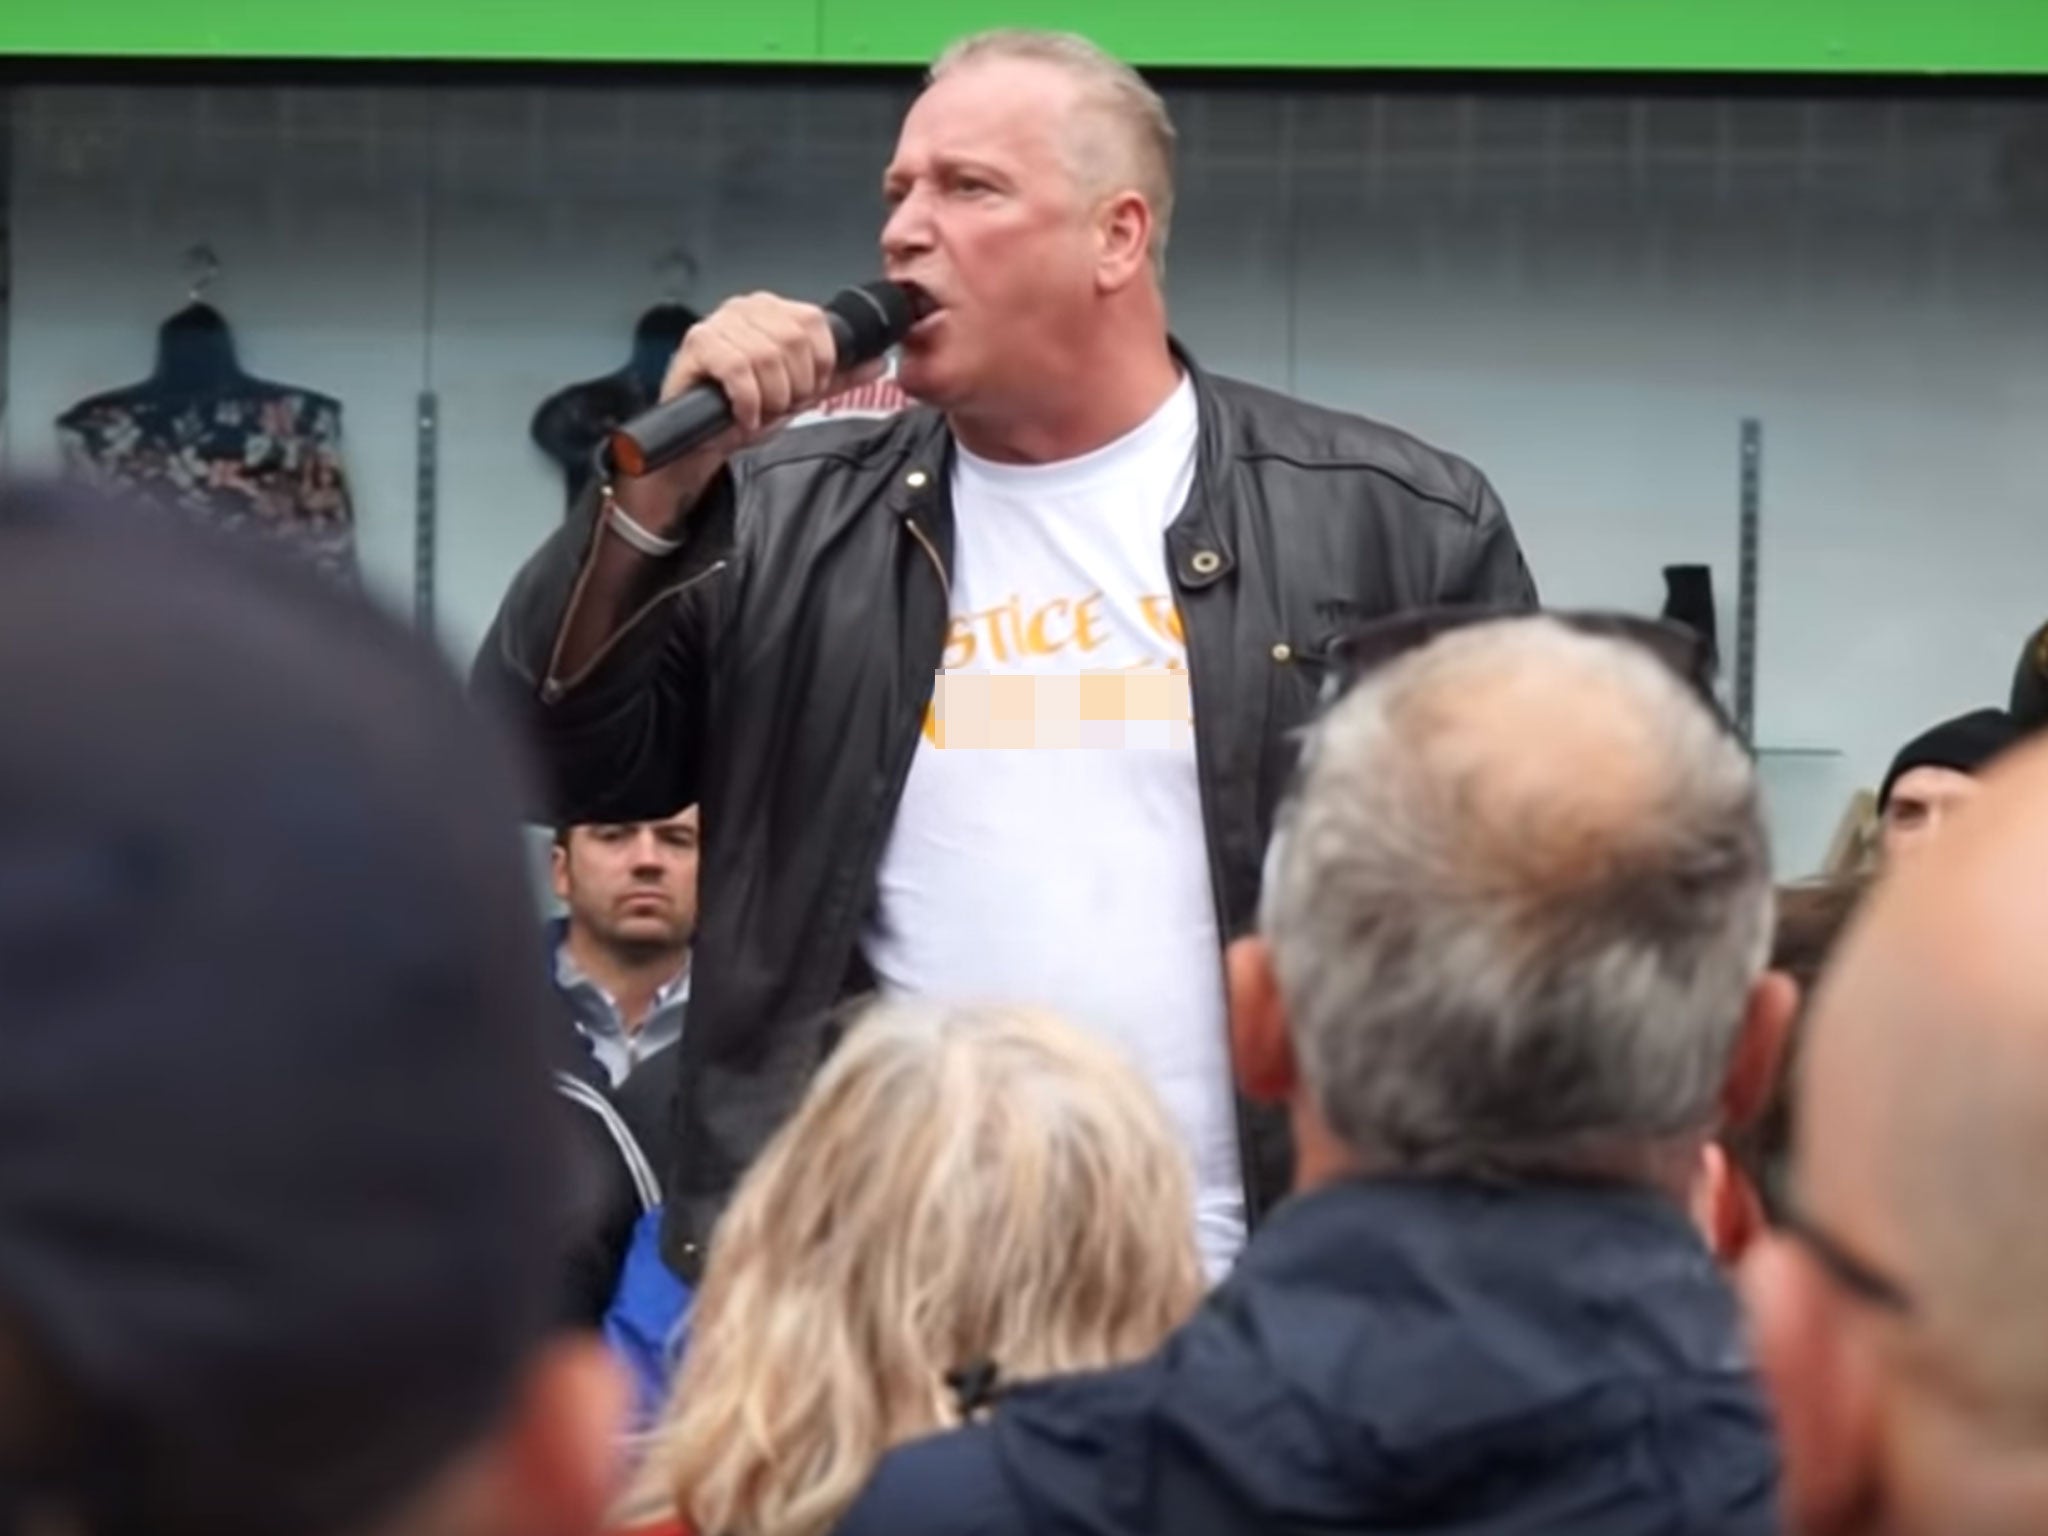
[57, 385, 359, 582]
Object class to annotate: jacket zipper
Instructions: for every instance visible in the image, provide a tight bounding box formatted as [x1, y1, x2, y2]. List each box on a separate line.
[901, 513, 952, 607]
[541, 558, 730, 703]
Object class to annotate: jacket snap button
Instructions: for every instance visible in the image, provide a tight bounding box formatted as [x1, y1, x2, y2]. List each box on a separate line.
[905, 469, 929, 489]
[1190, 549, 1222, 576]
[1271, 642, 1292, 663]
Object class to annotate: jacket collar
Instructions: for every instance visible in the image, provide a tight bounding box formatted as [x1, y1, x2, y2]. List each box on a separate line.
[547, 917, 691, 1029]
[1234, 1174, 1733, 1332]
[1168, 339, 1237, 592]
[880, 409, 954, 518]
[882, 339, 1235, 592]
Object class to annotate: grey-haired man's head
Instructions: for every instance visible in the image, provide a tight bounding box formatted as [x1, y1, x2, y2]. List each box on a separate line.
[1228, 616, 1793, 1203]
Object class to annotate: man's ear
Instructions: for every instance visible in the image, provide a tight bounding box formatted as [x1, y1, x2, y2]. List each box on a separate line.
[1227, 935, 1297, 1104]
[464, 1337, 629, 1536]
[1742, 1236, 1884, 1536]
[1094, 190, 1154, 293]
[1724, 969, 1799, 1130]
[1692, 1141, 1767, 1265]
[549, 843, 572, 909]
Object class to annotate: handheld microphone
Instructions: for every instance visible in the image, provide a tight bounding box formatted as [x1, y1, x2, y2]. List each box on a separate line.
[606, 280, 920, 478]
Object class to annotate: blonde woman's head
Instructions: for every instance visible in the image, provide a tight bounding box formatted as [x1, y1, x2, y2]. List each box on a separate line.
[641, 999, 1202, 1536]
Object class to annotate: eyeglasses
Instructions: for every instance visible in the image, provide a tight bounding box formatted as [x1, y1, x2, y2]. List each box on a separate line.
[1301, 605, 1728, 726]
[1779, 1195, 1917, 1315]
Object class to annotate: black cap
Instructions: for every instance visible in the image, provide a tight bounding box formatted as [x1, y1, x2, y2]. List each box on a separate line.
[0, 487, 573, 1536]
[1878, 707, 2023, 811]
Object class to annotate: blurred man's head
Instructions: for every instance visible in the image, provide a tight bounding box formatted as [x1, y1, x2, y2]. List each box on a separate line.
[0, 489, 622, 1536]
[1229, 616, 1792, 1205]
[1745, 737, 2048, 1536]
[551, 808, 699, 961]
[1878, 708, 2019, 862]
[2011, 617, 2048, 733]
[883, 30, 1174, 418]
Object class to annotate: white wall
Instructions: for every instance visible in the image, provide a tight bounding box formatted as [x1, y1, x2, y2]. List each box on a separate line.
[9, 80, 2047, 875]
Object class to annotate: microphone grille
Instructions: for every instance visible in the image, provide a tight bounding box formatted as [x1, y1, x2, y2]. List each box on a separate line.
[827, 280, 918, 361]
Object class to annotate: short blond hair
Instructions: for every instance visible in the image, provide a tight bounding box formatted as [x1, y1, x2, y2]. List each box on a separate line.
[629, 1000, 1203, 1536]
[930, 29, 1177, 281]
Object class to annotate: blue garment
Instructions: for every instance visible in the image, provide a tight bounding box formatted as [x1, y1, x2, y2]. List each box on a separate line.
[835, 1177, 1778, 1536]
[604, 1208, 693, 1426]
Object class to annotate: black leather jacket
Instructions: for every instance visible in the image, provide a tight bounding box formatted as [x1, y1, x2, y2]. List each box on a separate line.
[476, 353, 1537, 1278]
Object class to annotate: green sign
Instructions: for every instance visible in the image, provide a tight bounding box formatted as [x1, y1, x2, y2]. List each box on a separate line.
[5, 0, 2046, 73]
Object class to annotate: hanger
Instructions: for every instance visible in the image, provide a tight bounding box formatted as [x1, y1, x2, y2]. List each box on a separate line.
[627, 246, 701, 390]
[652, 245, 699, 308]
[150, 244, 249, 396]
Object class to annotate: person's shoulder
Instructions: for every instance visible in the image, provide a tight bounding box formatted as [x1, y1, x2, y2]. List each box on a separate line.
[830, 1422, 1025, 1536]
[1200, 369, 1494, 517]
[737, 396, 940, 479]
[57, 382, 153, 427]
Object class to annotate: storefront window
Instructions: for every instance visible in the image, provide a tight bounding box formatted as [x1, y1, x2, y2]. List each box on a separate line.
[5, 69, 2043, 873]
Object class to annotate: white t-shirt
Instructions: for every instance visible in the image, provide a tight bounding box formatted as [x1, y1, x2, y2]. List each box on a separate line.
[863, 374, 1246, 1276]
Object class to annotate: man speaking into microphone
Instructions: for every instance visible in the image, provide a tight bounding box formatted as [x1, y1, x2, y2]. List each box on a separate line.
[479, 30, 1536, 1281]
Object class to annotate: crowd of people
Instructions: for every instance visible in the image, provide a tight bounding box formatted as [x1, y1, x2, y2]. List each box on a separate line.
[7, 25, 2048, 1536]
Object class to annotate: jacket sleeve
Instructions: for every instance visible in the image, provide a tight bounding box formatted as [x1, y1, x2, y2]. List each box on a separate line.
[1441, 469, 1538, 611]
[472, 474, 739, 825]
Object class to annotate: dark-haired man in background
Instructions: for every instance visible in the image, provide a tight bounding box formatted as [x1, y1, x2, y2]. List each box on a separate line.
[1878, 709, 2021, 863]
[552, 807, 698, 1089]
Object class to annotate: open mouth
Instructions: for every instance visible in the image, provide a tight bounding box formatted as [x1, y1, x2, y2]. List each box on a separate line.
[897, 281, 944, 331]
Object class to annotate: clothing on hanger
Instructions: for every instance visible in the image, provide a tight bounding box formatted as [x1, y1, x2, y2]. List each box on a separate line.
[531, 303, 699, 510]
[1660, 564, 1720, 678]
[56, 302, 358, 583]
